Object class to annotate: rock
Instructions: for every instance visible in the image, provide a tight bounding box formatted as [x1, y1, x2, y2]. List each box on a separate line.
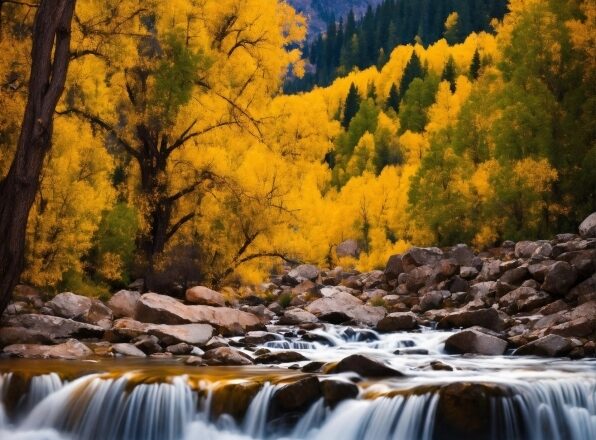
[498, 287, 551, 314]
[255, 351, 308, 364]
[548, 317, 594, 338]
[432, 259, 459, 282]
[376, 312, 418, 332]
[112, 343, 147, 357]
[579, 212, 596, 238]
[148, 323, 213, 346]
[541, 262, 577, 295]
[469, 281, 496, 304]
[185, 356, 204, 366]
[136, 293, 264, 335]
[46, 292, 93, 319]
[567, 275, 596, 302]
[166, 342, 193, 355]
[444, 329, 507, 355]
[210, 382, 262, 420]
[538, 300, 569, 316]
[321, 380, 359, 407]
[401, 247, 443, 272]
[514, 334, 573, 357]
[132, 334, 162, 354]
[107, 290, 140, 319]
[460, 266, 479, 280]
[450, 244, 476, 266]
[515, 241, 540, 258]
[306, 291, 385, 326]
[531, 242, 553, 261]
[384, 254, 404, 282]
[106, 318, 149, 341]
[556, 250, 596, 279]
[185, 286, 225, 307]
[273, 376, 321, 412]
[430, 360, 453, 371]
[419, 291, 448, 312]
[336, 239, 360, 258]
[479, 260, 501, 281]
[499, 266, 529, 286]
[405, 265, 432, 292]
[329, 354, 404, 377]
[445, 276, 469, 294]
[83, 300, 113, 329]
[437, 383, 507, 439]
[0, 327, 54, 346]
[527, 260, 556, 283]
[1, 314, 104, 342]
[241, 331, 279, 345]
[438, 308, 504, 332]
[278, 308, 318, 325]
[288, 264, 320, 282]
[203, 347, 253, 366]
[3, 339, 92, 360]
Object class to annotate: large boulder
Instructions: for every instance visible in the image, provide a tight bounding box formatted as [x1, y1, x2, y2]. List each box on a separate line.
[579, 212, 596, 238]
[376, 312, 418, 332]
[3, 339, 92, 360]
[438, 308, 505, 332]
[148, 323, 214, 346]
[498, 287, 551, 314]
[541, 262, 577, 295]
[278, 308, 318, 325]
[401, 247, 443, 272]
[203, 347, 253, 366]
[384, 254, 404, 282]
[514, 334, 573, 357]
[405, 265, 433, 292]
[46, 292, 92, 319]
[548, 317, 594, 338]
[449, 244, 476, 267]
[287, 264, 320, 283]
[1, 314, 104, 342]
[210, 382, 262, 420]
[273, 376, 321, 412]
[107, 290, 140, 319]
[306, 291, 385, 326]
[136, 293, 264, 335]
[185, 286, 225, 307]
[515, 241, 540, 259]
[336, 239, 360, 258]
[328, 354, 404, 377]
[444, 329, 507, 355]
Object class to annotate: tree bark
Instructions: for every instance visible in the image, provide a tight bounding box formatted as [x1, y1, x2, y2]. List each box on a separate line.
[0, 0, 76, 316]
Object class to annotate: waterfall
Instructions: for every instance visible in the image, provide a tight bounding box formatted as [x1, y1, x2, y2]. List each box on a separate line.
[242, 382, 275, 438]
[490, 379, 596, 440]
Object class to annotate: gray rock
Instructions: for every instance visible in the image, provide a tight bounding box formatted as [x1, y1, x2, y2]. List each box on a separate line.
[514, 334, 573, 357]
[445, 329, 507, 355]
[420, 291, 449, 312]
[498, 287, 552, 314]
[3, 339, 92, 360]
[147, 323, 214, 346]
[306, 291, 385, 326]
[376, 312, 418, 332]
[46, 292, 92, 319]
[460, 266, 479, 280]
[450, 244, 476, 266]
[278, 308, 318, 325]
[336, 239, 360, 258]
[112, 343, 147, 357]
[515, 241, 540, 259]
[1, 314, 104, 342]
[542, 262, 578, 295]
[288, 264, 320, 282]
[579, 212, 596, 238]
[107, 290, 140, 319]
[401, 247, 443, 272]
[203, 347, 253, 366]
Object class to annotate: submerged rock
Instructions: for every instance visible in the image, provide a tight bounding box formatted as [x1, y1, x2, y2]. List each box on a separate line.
[444, 329, 507, 355]
[328, 354, 404, 377]
[273, 376, 321, 412]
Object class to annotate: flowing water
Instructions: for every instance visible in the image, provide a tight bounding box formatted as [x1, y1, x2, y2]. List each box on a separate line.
[0, 324, 594, 440]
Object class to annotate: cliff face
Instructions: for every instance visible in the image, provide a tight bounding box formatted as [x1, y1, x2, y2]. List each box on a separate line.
[288, 0, 382, 38]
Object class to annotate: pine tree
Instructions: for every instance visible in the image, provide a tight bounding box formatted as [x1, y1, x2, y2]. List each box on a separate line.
[342, 83, 361, 128]
[399, 51, 423, 97]
[386, 83, 400, 112]
[441, 56, 457, 92]
[469, 49, 481, 80]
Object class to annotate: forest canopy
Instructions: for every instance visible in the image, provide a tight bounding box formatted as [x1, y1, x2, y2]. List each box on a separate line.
[0, 0, 593, 296]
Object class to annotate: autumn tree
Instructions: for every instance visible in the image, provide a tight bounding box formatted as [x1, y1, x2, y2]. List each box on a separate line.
[0, 0, 76, 314]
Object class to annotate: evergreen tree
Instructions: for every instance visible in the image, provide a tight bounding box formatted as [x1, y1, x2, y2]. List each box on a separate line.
[469, 49, 481, 80]
[342, 83, 361, 128]
[386, 83, 400, 112]
[399, 51, 424, 97]
[441, 56, 457, 92]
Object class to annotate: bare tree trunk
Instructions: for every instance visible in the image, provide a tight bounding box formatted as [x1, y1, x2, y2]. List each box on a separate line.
[0, 0, 76, 316]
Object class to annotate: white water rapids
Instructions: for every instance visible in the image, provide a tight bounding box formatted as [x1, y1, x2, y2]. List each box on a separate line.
[0, 325, 594, 440]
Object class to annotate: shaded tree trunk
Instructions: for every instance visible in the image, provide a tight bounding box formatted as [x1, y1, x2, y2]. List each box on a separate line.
[0, 0, 76, 316]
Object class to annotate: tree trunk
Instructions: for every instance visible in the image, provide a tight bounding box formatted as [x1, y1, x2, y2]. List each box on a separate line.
[0, 0, 76, 316]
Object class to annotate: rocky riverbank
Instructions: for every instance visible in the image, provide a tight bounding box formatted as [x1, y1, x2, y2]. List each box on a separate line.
[1, 213, 595, 365]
